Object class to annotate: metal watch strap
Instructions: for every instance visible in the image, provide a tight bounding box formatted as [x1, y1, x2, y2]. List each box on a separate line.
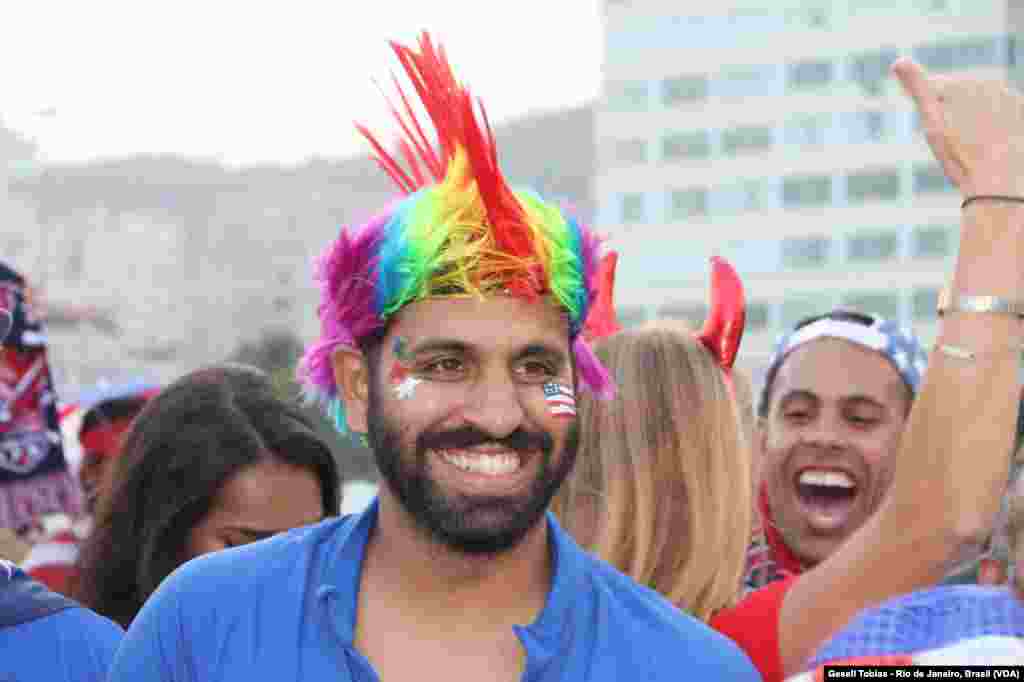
[937, 290, 1024, 319]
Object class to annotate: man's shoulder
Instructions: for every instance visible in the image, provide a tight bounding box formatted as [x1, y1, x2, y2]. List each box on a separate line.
[576, 553, 760, 675]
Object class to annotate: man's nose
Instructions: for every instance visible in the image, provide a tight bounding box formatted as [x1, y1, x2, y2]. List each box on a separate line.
[799, 412, 847, 449]
[459, 374, 525, 440]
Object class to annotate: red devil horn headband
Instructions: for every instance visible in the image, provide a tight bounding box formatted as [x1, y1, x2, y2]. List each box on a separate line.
[697, 257, 745, 373]
[583, 251, 622, 342]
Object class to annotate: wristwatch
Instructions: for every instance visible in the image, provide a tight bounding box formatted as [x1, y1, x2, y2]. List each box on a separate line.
[937, 289, 1024, 319]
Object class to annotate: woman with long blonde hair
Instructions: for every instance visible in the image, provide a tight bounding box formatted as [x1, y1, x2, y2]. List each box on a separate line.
[552, 258, 751, 622]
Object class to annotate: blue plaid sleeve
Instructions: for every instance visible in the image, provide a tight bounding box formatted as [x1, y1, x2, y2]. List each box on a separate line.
[807, 585, 1024, 668]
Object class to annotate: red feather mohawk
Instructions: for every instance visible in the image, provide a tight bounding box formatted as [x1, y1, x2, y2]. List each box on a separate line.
[354, 33, 543, 299]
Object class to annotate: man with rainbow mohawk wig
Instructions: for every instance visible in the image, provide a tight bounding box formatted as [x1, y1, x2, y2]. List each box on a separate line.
[105, 33, 760, 682]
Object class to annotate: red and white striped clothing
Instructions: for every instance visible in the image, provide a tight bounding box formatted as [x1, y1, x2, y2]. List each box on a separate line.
[787, 636, 1024, 681]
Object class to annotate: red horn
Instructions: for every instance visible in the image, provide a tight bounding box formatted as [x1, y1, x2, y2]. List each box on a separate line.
[583, 251, 622, 342]
[697, 257, 745, 372]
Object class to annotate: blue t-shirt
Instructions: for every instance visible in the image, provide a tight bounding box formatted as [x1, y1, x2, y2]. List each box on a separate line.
[109, 500, 760, 681]
[0, 563, 123, 682]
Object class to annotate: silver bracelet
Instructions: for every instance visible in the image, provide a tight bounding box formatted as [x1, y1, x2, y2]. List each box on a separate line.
[936, 343, 1021, 361]
[937, 290, 1024, 319]
[937, 344, 978, 360]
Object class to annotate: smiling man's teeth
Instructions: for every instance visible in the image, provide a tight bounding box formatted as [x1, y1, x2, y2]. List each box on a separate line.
[438, 449, 520, 475]
[799, 470, 855, 488]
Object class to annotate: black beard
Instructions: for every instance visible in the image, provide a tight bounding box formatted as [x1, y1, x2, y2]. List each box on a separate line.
[366, 378, 578, 555]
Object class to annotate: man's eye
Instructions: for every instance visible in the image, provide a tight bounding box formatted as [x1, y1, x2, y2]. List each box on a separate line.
[518, 361, 556, 379]
[784, 411, 809, 420]
[422, 357, 465, 374]
[848, 415, 877, 426]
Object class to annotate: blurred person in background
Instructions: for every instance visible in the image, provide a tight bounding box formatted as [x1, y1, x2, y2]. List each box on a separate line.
[21, 383, 159, 595]
[0, 261, 82, 538]
[0, 307, 28, 563]
[711, 57, 1024, 678]
[0, 556, 124, 682]
[789, 460, 1024, 674]
[0, 300, 123, 682]
[552, 257, 753, 624]
[72, 363, 339, 628]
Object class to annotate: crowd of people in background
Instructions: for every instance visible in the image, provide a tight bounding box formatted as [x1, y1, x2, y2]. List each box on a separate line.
[3, 32, 1024, 681]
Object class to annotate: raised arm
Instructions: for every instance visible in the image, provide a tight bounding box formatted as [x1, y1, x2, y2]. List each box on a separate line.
[778, 58, 1024, 675]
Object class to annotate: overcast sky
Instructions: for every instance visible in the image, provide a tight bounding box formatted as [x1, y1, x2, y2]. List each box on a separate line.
[1, 0, 604, 166]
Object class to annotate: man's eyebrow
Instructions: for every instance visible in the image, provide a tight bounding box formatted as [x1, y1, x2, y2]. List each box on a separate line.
[512, 343, 569, 365]
[840, 395, 887, 410]
[778, 389, 819, 406]
[408, 339, 473, 356]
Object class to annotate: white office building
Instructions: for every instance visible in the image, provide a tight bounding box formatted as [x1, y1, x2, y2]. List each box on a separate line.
[595, 0, 1018, 382]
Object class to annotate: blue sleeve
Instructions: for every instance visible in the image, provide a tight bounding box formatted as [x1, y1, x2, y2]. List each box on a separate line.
[807, 600, 910, 666]
[0, 607, 124, 682]
[106, 570, 194, 682]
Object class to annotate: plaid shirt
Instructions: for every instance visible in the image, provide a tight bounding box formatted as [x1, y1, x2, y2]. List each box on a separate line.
[807, 585, 1024, 667]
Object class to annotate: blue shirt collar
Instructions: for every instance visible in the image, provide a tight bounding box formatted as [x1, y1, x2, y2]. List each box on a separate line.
[318, 497, 588, 656]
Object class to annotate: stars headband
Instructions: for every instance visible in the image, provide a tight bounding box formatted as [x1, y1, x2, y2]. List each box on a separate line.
[768, 316, 928, 395]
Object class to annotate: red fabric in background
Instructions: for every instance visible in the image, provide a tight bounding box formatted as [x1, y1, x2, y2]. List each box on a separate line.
[711, 575, 798, 682]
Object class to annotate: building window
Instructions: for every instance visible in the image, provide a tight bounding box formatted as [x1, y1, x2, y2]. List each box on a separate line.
[913, 162, 954, 194]
[712, 180, 771, 215]
[746, 302, 771, 332]
[605, 80, 649, 111]
[781, 294, 834, 329]
[784, 3, 829, 29]
[621, 193, 646, 223]
[721, 126, 773, 156]
[846, 168, 901, 204]
[658, 302, 707, 325]
[715, 65, 779, 98]
[783, 113, 831, 148]
[841, 292, 901, 321]
[912, 287, 940, 321]
[669, 188, 708, 221]
[662, 131, 711, 161]
[663, 75, 709, 106]
[910, 224, 954, 258]
[842, 111, 886, 144]
[786, 59, 834, 91]
[781, 235, 831, 268]
[915, 36, 1001, 73]
[849, 49, 898, 95]
[610, 138, 647, 166]
[782, 175, 832, 208]
[846, 229, 901, 263]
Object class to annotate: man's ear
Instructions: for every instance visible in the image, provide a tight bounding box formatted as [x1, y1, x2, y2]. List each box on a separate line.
[754, 417, 768, 456]
[331, 347, 370, 434]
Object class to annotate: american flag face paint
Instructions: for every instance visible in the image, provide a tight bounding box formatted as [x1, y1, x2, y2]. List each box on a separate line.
[543, 382, 576, 418]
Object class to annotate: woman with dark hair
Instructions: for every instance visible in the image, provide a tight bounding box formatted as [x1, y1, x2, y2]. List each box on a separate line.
[72, 363, 340, 628]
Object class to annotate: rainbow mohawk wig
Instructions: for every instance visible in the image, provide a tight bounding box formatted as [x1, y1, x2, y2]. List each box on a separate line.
[299, 33, 614, 431]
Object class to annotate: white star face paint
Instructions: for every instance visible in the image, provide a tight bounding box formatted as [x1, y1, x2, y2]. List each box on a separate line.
[543, 382, 576, 418]
[394, 375, 422, 400]
[389, 336, 421, 400]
